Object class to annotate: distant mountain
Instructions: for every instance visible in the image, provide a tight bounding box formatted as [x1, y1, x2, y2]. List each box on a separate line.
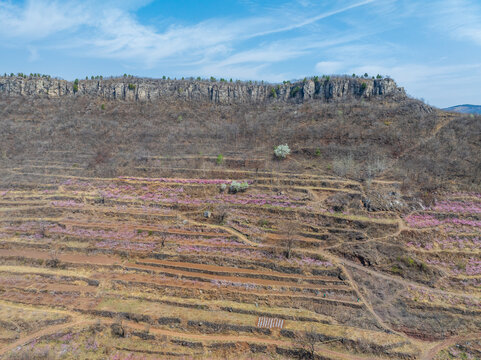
[443, 104, 481, 114]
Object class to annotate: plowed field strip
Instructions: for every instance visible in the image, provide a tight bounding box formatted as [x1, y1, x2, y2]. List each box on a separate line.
[107, 277, 361, 306]
[125, 262, 345, 289]
[0, 250, 351, 292]
[0, 282, 98, 294]
[0, 249, 121, 266]
[0, 205, 50, 212]
[139, 258, 341, 281]
[0, 280, 340, 324]
[59, 220, 229, 237]
[128, 165, 361, 184]
[14, 204, 178, 219]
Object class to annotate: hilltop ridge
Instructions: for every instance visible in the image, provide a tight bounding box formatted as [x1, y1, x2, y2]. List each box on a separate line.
[443, 104, 481, 114]
[0, 73, 478, 189]
[0, 75, 405, 104]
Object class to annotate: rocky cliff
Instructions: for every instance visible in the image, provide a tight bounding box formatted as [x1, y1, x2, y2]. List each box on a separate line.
[0, 76, 405, 104]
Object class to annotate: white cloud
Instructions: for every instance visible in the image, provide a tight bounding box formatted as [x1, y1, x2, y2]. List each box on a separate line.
[0, 1, 92, 40]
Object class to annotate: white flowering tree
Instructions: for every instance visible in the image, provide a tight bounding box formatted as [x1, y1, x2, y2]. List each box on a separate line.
[274, 144, 291, 159]
[229, 181, 249, 194]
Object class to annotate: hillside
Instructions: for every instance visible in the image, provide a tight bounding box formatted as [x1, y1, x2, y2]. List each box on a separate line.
[0, 75, 479, 360]
[0, 75, 479, 188]
[443, 104, 481, 114]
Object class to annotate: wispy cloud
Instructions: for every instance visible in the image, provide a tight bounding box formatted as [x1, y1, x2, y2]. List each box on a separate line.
[0, 1, 88, 39]
[248, 0, 377, 37]
[0, 0, 379, 69]
[434, 0, 481, 46]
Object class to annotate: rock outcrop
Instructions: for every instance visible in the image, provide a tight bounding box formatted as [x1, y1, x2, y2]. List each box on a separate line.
[0, 76, 405, 104]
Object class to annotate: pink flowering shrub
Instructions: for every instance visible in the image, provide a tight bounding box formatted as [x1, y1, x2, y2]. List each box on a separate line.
[292, 258, 332, 267]
[458, 258, 481, 276]
[438, 236, 480, 250]
[407, 236, 481, 251]
[405, 214, 481, 229]
[211, 279, 258, 290]
[404, 214, 442, 228]
[51, 200, 84, 208]
[95, 240, 156, 251]
[118, 176, 253, 185]
[449, 192, 481, 199]
[426, 258, 481, 276]
[405, 285, 481, 309]
[432, 200, 481, 214]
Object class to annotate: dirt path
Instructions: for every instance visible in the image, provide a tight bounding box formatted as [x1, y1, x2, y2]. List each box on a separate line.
[0, 314, 376, 360]
[186, 219, 259, 247]
[113, 319, 382, 360]
[319, 251, 401, 336]
[0, 248, 121, 266]
[303, 245, 481, 302]
[379, 111, 459, 177]
[0, 318, 93, 357]
[420, 332, 481, 360]
[336, 254, 480, 300]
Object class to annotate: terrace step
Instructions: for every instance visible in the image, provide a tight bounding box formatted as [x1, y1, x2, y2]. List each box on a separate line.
[135, 259, 348, 286]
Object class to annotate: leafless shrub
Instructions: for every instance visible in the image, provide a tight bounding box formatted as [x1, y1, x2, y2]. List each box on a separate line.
[332, 155, 355, 177]
[8, 348, 58, 360]
[280, 215, 300, 259]
[111, 317, 125, 338]
[215, 205, 229, 225]
[364, 156, 387, 180]
[46, 248, 61, 268]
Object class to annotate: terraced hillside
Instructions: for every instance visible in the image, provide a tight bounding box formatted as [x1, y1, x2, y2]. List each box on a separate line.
[0, 154, 479, 360]
[0, 75, 480, 359]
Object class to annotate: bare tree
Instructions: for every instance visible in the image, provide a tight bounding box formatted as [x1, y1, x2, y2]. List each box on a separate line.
[215, 204, 229, 225]
[298, 325, 342, 359]
[46, 246, 61, 268]
[280, 215, 300, 259]
[297, 325, 318, 359]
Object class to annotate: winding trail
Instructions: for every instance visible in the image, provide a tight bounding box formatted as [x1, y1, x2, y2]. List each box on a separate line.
[420, 332, 481, 360]
[0, 312, 385, 360]
[0, 318, 93, 357]
[318, 251, 402, 336]
[185, 219, 259, 247]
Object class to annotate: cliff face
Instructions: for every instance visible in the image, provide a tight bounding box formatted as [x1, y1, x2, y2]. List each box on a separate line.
[0, 76, 405, 104]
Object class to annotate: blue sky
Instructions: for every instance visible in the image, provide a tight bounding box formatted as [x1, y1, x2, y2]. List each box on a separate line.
[0, 0, 480, 107]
